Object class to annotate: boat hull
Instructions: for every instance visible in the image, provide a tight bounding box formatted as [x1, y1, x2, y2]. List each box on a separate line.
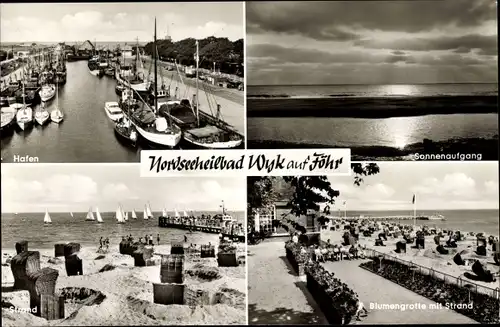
[114, 125, 137, 147]
[40, 85, 56, 102]
[134, 124, 181, 147]
[50, 110, 64, 124]
[183, 136, 243, 149]
[34, 112, 50, 125]
[16, 109, 33, 131]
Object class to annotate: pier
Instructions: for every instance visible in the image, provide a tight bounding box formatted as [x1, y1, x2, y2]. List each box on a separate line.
[158, 216, 245, 242]
[326, 215, 442, 221]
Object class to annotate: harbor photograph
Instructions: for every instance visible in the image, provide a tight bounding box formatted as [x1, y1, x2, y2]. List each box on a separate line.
[1, 164, 247, 325]
[246, 0, 498, 160]
[1, 2, 245, 163]
[246, 162, 499, 325]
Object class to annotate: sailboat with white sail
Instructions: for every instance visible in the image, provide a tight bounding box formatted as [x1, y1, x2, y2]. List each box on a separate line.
[124, 211, 129, 221]
[143, 205, 149, 220]
[116, 39, 150, 94]
[95, 207, 103, 223]
[43, 209, 52, 224]
[70, 212, 74, 218]
[162, 207, 168, 217]
[50, 83, 64, 124]
[146, 202, 154, 219]
[131, 210, 137, 219]
[175, 209, 180, 218]
[85, 207, 95, 221]
[116, 204, 125, 224]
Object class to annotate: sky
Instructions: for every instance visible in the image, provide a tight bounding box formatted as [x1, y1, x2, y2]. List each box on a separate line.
[0, 2, 244, 43]
[324, 162, 498, 211]
[1, 165, 245, 213]
[247, 0, 498, 85]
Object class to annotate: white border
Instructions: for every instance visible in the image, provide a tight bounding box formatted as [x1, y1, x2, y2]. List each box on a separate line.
[242, 1, 249, 325]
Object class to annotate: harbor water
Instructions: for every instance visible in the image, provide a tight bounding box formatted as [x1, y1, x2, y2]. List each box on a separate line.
[1, 60, 244, 163]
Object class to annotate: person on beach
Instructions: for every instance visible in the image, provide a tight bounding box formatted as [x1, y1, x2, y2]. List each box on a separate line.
[99, 237, 103, 250]
[355, 301, 369, 320]
[105, 238, 109, 251]
[184, 235, 188, 243]
[157, 234, 160, 245]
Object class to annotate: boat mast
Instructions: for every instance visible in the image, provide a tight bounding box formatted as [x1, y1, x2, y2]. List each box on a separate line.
[195, 40, 200, 126]
[154, 17, 158, 114]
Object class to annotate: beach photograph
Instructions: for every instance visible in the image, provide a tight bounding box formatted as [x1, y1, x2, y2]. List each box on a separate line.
[1, 164, 247, 325]
[1, 2, 245, 163]
[246, 0, 498, 160]
[247, 162, 499, 324]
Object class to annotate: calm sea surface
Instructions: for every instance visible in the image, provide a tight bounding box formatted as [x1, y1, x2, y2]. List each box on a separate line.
[248, 84, 498, 147]
[1, 211, 244, 249]
[248, 83, 498, 98]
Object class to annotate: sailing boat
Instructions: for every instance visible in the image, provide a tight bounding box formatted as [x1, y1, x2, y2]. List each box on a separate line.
[34, 102, 50, 125]
[70, 212, 74, 218]
[95, 207, 103, 223]
[85, 207, 95, 221]
[43, 209, 52, 224]
[146, 202, 154, 219]
[120, 19, 182, 148]
[143, 205, 149, 220]
[16, 82, 33, 131]
[116, 204, 125, 224]
[124, 211, 129, 221]
[175, 209, 180, 218]
[183, 210, 188, 217]
[50, 83, 63, 123]
[161, 40, 243, 148]
[131, 209, 137, 219]
[39, 82, 56, 102]
[162, 208, 167, 217]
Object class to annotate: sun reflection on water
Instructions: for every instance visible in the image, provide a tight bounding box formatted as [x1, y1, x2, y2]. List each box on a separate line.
[381, 84, 418, 96]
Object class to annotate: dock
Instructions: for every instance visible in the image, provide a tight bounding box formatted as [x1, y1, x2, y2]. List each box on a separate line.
[158, 216, 245, 242]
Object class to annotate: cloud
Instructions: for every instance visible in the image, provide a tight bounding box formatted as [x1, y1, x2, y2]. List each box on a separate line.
[411, 173, 477, 198]
[247, 0, 495, 38]
[1, 11, 242, 42]
[355, 34, 497, 54]
[2, 174, 98, 206]
[101, 183, 138, 202]
[484, 181, 498, 195]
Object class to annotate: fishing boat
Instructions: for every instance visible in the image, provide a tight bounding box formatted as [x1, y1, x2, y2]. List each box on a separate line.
[114, 88, 138, 146]
[115, 40, 149, 94]
[1, 106, 17, 130]
[85, 207, 95, 221]
[104, 101, 123, 121]
[96, 207, 103, 223]
[116, 204, 125, 224]
[43, 209, 52, 224]
[131, 210, 137, 219]
[159, 40, 243, 149]
[39, 84, 56, 102]
[50, 83, 64, 124]
[120, 20, 182, 148]
[34, 103, 50, 125]
[16, 105, 33, 131]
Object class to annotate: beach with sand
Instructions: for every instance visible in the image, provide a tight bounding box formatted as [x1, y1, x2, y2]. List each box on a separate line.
[1, 236, 246, 326]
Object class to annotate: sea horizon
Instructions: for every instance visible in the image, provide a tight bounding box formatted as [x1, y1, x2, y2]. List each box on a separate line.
[249, 82, 498, 87]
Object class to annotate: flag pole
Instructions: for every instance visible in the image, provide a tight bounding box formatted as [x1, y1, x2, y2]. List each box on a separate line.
[413, 194, 416, 227]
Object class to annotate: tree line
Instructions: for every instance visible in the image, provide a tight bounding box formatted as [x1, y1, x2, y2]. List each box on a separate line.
[143, 36, 244, 76]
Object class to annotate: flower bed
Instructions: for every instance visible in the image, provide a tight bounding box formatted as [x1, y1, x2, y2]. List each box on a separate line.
[284, 241, 310, 276]
[359, 259, 499, 324]
[305, 262, 359, 324]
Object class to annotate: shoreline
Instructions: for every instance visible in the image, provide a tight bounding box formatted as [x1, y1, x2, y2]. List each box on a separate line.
[247, 95, 498, 119]
[247, 136, 499, 161]
[1, 239, 247, 326]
